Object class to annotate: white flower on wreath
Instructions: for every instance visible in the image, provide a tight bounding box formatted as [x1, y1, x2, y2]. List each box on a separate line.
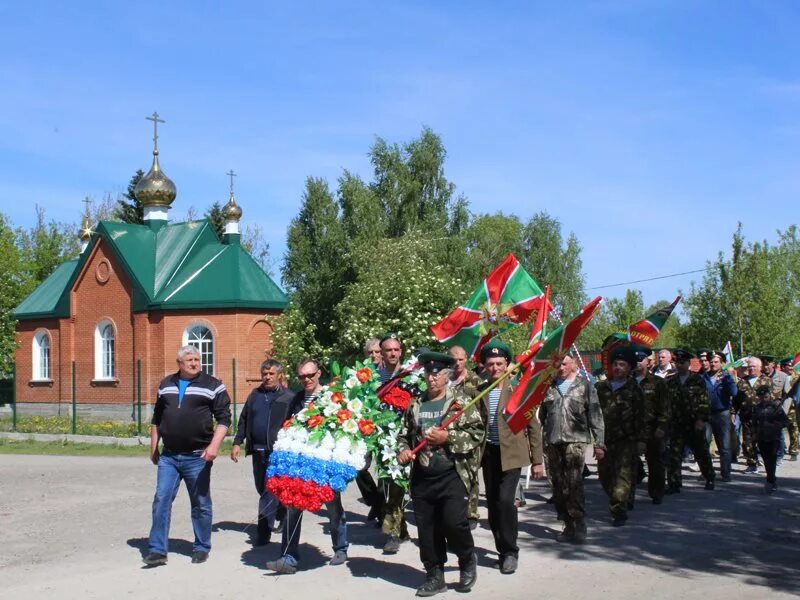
[347, 398, 363, 414]
[295, 409, 309, 423]
[341, 419, 359, 435]
[323, 403, 339, 417]
[344, 375, 359, 389]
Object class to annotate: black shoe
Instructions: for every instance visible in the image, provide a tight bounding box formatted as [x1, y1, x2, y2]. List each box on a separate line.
[652, 497, 663, 505]
[500, 554, 518, 574]
[416, 567, 446, 597]
[721, 476, 732, 482]
[546, 495, 555, 504]
[255, 520, 271, 546]
[612, 516, 627, 527]
[705, 480, 715, 491]
[383, 535, 401, 554]
[664, 486, 680, 495]
[573, 520, 587, 544]
[253, 534, 271, 547]
[143, 552, 167, 566]
[191, 551, 208, 564]
[583, 464, 591, 478]
[273, 520, 283, 534]
[627, 501, 635, 511]
[455, 554, 477, 593]
[468, 518, 478, 531]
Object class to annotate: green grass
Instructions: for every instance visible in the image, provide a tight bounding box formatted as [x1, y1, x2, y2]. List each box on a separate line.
[0, 415, 145, 437]
[0, 438, 235, 457]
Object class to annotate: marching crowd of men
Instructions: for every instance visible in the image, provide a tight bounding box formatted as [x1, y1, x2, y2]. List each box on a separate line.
[140, 336, 799, 597]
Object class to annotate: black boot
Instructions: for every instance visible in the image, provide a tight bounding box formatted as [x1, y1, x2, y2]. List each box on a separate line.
[455, 553, 477, 593]
[573, 519, 587, 544]
[557, 518, 575, 543]
[416, 566, 446, 597]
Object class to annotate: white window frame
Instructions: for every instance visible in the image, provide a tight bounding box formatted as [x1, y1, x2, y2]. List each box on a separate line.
[94, 320, 116, 380]
[32, 330, 51, 381]
[183, 324, 215, 375]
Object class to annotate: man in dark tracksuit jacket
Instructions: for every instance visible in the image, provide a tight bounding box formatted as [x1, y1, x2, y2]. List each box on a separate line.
[145, 346, 231, 566]
[231, 359, 300, 545]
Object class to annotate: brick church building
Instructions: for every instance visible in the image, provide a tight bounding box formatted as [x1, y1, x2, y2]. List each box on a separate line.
[13, 120, 288, 419]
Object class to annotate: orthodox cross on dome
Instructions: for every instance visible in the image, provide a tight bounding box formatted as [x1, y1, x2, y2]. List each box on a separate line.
[146, 111, 165, 152]
[227, 169, 237, 196]
[82, 196, 92, 215]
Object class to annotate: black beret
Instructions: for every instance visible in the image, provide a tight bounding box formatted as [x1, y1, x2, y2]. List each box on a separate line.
[755, 384, 772, 395]
[673, 349, 695, 362]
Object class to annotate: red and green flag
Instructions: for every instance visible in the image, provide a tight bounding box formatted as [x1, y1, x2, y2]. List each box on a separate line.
[504, 296, 603, 434]
[431, 253, 550, 360]
[601, 295, 681, 376]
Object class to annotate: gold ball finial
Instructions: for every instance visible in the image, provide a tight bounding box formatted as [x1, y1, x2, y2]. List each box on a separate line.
[223, 192, 243, 221]
[134, 112, 177, 208]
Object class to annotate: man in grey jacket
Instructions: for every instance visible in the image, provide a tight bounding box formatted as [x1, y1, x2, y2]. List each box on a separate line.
[539, 353, 605, 544]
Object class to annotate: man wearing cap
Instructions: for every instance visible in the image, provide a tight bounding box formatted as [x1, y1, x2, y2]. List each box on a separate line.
[665, 350, 715, 492]
[764, 355, 794, 463]
[595, 347, 646, 526]
[703, 351, 738, 482]
[478, 338, 544, 574]
[734, 357, 774, 474]
[397, 352, 484, 596]
[540, 353, 605, 543]
[633, 347, 670, 504]
[448, 345, 486, 530]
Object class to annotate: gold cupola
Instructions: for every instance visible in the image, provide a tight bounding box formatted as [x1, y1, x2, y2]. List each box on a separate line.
[134, 112, 176, 228]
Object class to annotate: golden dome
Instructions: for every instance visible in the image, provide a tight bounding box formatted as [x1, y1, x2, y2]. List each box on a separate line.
[78, 213, 93, 241]
[223, 193, 242, 220]
[134, 149, 177, 208]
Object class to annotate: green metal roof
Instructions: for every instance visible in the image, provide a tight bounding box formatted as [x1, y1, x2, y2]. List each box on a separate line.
[14, 219, 288, 321]
[13, 260, 80, 319]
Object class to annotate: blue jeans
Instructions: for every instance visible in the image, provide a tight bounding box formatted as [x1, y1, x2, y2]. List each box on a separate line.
[709, 410, 732, 479]
[279, 493, 348, 566]
[148, 451, 213, 555]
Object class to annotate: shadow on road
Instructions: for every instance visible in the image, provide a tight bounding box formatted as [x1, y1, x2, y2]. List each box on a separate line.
[347, 556, 420, 589]
[126, 536, 194, 562]
[517, 466, 800, 594]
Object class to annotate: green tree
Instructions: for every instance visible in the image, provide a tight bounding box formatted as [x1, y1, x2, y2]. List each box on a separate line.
[522, 212, 586, 317]
[270, 301, 330, 378]
[241, 223, 274, 277]
[0, 214, 35, 374]
[462, 213, 524, 283]
[205, 202, 225, 240]
[17, 205, 79, 284]
[680, 224, 800, 356]
[116, 170, 145, 224]
[282, 177, 350, 348]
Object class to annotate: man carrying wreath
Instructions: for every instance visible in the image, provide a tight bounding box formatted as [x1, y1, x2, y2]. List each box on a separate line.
[397, 352, 485, 596]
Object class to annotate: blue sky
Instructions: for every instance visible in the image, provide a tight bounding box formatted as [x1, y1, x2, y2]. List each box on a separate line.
[1, 1, 798, 309]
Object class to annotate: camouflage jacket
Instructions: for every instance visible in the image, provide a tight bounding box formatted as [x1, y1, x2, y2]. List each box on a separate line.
[540, 376, 605, 448]
[771, 370, 791, 398]
[595, 377, 646, 444]
[397, 387, 485, 492]
[449, 370, 485, 401]
[636, 373, 670, 439]
[665, 371, 710, 427]
[734, 375, 774, 422]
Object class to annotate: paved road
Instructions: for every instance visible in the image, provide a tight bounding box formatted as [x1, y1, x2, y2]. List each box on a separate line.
[1, 453, 798, 600]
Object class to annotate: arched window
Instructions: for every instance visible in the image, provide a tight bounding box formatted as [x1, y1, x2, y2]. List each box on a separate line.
[184, 325, 214, 375]
[32, 331, 51, 380]
[94, 321, 116, 379]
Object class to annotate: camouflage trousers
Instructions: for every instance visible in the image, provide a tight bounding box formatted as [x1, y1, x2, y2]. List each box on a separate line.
[667, 426, 715, 488]
[546, 442, 587, 522]
[468, 446, 484, 521]
[741, 420, 757, 467]
[788, 403, 799, 456]
[381, 479, 408, 538]
[597, 440, 636, 520]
